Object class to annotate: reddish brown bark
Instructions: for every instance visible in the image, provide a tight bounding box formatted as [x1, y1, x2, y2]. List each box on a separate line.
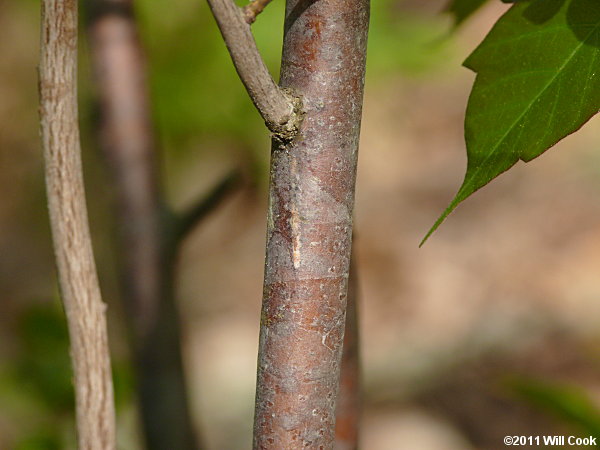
[253, 0, 370, 448]
[334, 253, 360, 450]
[86, 1, 198, 448]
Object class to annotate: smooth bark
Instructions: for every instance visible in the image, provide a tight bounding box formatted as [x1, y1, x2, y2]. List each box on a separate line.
[39, 0, 116, 448]
[253, 0, 370, 447]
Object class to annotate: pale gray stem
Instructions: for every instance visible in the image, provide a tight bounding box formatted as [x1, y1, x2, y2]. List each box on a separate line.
[206, 0, 302, 139]
[39, 0, 116, 448]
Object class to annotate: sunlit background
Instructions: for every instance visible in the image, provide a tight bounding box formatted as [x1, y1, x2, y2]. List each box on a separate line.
[3, 0, 600, 448]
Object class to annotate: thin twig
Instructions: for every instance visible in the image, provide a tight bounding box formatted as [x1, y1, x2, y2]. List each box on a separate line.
[206, 0, 302, 139]
[39, 0, 116, 448]
[243, 0, 274, 24]
[176, 170, 243, 243]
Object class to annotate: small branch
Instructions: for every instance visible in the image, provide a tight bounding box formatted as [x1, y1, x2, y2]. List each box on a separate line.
[206, 0, 302, 139]
[243, 0, 273, 24]
[39, 0, 116, 448]
[175, 170, 243, 244]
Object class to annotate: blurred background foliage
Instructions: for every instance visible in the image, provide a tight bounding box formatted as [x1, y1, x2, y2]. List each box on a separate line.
[132, 0, 452, 190]
[1, 1, 452, 447]
[3, 0, 600, 448]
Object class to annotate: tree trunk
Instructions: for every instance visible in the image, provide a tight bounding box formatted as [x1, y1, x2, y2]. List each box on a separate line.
[253, 1, 370, 447]
[86, 2, 198, 448]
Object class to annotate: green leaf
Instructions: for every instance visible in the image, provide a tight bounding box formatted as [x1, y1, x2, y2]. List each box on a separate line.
[508, 376, 600, 440]
[446, 0, 490, 26]
[423, 0, 600, 245]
